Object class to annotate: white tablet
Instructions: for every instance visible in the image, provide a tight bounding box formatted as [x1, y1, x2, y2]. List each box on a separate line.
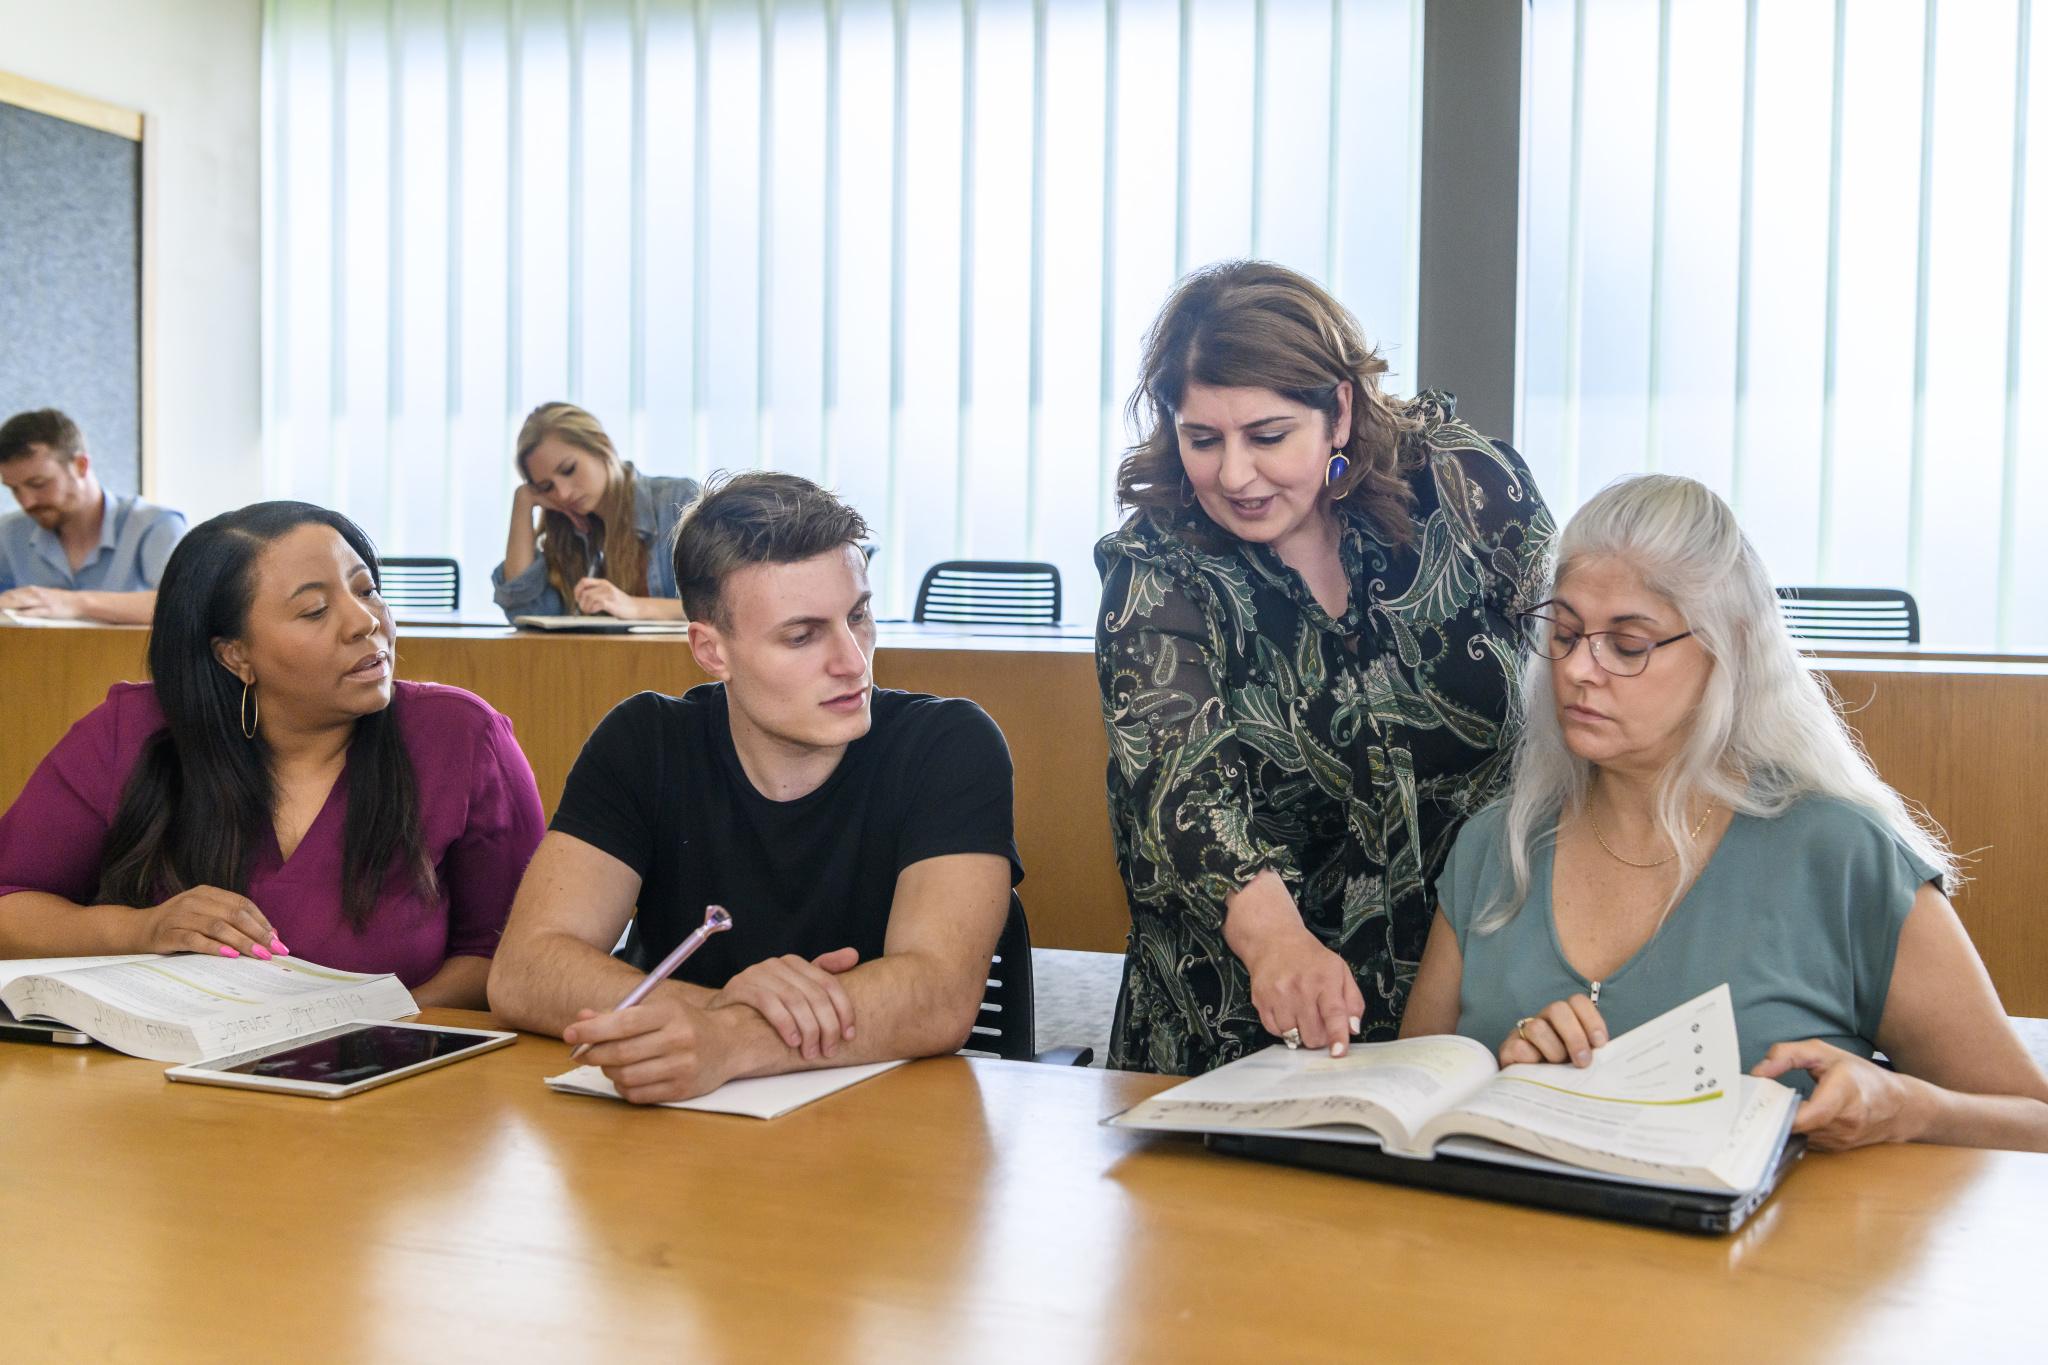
[164, 1020, 516, 1099]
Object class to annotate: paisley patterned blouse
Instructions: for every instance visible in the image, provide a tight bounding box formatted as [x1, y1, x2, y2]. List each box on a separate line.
[1093, 395, 1554, 1075]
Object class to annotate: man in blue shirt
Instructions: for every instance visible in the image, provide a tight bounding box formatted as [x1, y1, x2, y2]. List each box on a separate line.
[0, 409, 187, 625]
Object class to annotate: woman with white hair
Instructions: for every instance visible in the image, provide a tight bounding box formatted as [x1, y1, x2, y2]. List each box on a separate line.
[1401, 474, 2048, 1152]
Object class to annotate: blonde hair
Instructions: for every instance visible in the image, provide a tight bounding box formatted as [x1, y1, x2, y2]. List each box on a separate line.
[1478, 474, 1957, 932]
[515, 402, 647, 611]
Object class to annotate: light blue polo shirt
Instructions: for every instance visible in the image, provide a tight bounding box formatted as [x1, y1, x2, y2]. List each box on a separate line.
[0, 490, 188, 593]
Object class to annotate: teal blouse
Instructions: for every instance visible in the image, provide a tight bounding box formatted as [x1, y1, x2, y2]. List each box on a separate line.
[1438, 795, 1939, 1090]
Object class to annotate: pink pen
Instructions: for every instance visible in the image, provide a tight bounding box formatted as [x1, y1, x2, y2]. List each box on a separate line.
[568, 904, 734, 1062]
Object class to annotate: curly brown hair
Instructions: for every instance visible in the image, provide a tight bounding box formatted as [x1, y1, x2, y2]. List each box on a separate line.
[1116, 260, 1422, 547]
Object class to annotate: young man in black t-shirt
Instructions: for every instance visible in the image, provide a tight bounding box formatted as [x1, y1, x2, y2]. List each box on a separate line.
[487, 473, 1021, 1103]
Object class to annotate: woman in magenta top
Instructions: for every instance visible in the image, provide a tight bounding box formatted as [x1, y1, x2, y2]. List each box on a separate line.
[0, 502, 546, 1007]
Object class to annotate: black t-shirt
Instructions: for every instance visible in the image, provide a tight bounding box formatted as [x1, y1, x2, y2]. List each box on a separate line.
[550, 684, 1023, 988]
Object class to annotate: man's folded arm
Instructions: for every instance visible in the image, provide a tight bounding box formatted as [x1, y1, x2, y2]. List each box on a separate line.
[707, 850, 1013, 1081]
[485, 830, 717, 1031]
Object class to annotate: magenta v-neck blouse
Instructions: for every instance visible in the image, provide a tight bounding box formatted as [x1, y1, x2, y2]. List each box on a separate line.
[0, 681, 546, 986]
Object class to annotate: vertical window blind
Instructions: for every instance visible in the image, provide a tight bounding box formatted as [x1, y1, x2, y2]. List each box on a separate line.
[1520, 0, 2046, 649]
[262, 0, 1424, 618]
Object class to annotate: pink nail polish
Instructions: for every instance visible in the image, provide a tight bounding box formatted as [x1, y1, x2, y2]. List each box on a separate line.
[251, 945, 273, 961]
[270, 938, 290, 956]
[218, 945, 240, 958]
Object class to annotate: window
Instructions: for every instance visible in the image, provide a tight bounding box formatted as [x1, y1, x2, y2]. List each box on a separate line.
[262, 0, 1425, 618]
[1519, 0, 2047, 648]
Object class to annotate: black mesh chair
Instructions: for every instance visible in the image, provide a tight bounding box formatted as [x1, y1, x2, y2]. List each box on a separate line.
[964, 893, 1094, 1066]
[377, 557, 462, 612]
[914, 561, 1062, 626]
[1775, 586, 1920, 644]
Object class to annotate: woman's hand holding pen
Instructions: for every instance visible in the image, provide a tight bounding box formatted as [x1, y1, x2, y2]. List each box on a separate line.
[573, 578, 635, 618]
[710, 947, 860, 1061]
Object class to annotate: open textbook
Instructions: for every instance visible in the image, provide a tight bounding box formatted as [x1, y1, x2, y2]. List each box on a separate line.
[1108, 985, 1799, 1196]
[546, 1059, 906, 1119]
[0, 954, 419, 1063]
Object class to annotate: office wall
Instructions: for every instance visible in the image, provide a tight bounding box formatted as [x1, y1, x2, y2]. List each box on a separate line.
[0, 0, 261, 518]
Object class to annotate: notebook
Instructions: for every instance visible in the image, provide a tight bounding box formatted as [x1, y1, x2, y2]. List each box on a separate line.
[545, 1058, 906, 1118]
[512, 614, 690, 634]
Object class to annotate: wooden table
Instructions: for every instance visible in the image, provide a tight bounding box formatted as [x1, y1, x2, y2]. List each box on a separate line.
[1, 1010, 2042, 1363]
[5, 624, 2048, 1013]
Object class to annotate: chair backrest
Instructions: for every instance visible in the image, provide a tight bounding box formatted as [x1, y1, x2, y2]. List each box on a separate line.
[914, 561, 1062, 626]
[377, 557, 462, 612]
[1774, 586, 1920, 644]
[963, 892, 1035, 1062]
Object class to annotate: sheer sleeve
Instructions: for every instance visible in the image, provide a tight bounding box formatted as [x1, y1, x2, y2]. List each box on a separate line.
[1417, 412, 1556, 619]
[1095, 540, 1300, 933]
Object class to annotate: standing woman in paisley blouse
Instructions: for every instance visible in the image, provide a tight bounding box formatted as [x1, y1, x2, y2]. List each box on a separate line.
[1095, 260, 1554, 1076]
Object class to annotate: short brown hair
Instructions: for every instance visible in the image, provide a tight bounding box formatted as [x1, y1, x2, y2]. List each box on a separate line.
[672, 471, 872, 626]
[0, 409, 85, 465]
[1117, 260, 1422, 548]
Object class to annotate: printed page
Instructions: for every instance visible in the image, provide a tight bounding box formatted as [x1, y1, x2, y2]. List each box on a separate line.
[1419, 984, 1786, 1187]
[545, 1059, 907, 1119]
[0, 955, 418, 1062]
[1108, 1034, 1501, 1152]
[0, 954, 161, 995]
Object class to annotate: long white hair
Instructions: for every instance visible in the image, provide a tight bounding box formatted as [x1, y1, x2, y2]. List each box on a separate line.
[1476, 474, 1955, 932]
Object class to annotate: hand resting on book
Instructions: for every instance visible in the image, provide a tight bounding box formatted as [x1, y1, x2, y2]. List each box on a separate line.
[1498, 992, 1610, 1068]
[1750, 1039, 1926, 1152]
[132, 886, 288, 961]
[1504, 992, 1932, 1152]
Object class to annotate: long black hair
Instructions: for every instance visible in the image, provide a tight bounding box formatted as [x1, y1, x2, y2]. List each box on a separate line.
[97, 502, 434, 931]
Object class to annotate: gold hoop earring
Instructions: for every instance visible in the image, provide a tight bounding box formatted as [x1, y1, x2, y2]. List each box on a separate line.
[1179, 476, 1197, 508]
[240, 681, 259, 740]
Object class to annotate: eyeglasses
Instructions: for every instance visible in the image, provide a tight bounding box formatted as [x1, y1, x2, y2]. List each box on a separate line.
[1515, 610, 1694, 678]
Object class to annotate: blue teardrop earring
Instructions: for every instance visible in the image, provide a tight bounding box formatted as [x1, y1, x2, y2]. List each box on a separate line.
[1325, 449, 1351, 500]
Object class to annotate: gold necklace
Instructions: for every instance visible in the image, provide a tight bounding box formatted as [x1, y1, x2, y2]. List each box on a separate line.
[1588, 798, 1714, 868]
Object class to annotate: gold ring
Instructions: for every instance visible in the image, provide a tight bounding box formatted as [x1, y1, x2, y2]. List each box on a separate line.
[1515, 1016, 1535, 1043]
